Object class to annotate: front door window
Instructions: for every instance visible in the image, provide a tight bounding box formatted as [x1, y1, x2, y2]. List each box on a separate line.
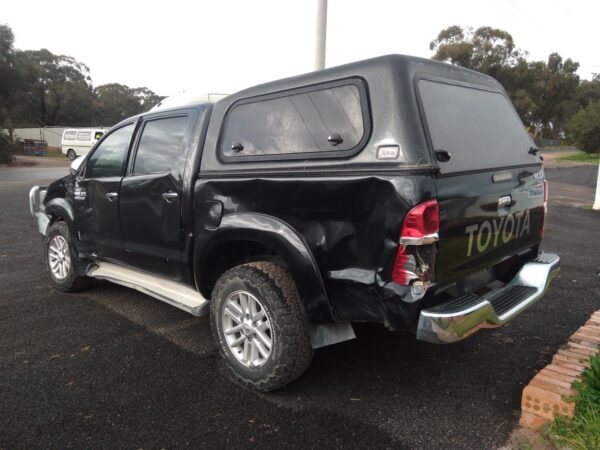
[85, 124, 134, 179]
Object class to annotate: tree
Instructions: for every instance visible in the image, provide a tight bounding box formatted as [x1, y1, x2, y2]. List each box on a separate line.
[0, 24, 16, 111]
[14, 49, 95, 126]
[566, 101, 600, 153]
[132, 87, 163, 111]
[0, 24, 22, 135]
[430, 26, 523, 74]
[575, 74, 600, 110]
[430, 26, 580, 135]
[0, 23, 163, 129]
[93, 83, 162, 126]
[0, 131, 15, 164]
[535, 53, 579, 135]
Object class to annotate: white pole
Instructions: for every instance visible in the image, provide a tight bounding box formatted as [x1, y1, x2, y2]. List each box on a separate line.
[593, 159, 600, 210]
[314, 0, 328, 71]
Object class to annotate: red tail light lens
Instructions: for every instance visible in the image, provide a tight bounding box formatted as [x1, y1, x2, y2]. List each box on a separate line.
[400, 200, 439, 239]
[392, 200, 439, 286]
[391, 246, 411, 285]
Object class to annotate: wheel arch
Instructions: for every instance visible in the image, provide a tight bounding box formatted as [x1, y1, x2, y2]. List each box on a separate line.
[194, 213, 333, 322]
[44, 198, 79, 252]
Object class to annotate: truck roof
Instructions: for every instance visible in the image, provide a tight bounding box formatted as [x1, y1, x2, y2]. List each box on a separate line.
[145, 54, 502, 116]
[150, 92, 231, 112]
[198, 54, 507, 173]
[113, 54, 509, 173]
[222, 54, 502, 105]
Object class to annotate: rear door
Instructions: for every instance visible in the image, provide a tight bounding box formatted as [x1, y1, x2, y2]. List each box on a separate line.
[118, 110, 198, 279]
[417, 79, 545, 285]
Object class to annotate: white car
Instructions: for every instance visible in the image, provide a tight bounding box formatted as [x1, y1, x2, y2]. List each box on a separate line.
[61, 129, 107, 160]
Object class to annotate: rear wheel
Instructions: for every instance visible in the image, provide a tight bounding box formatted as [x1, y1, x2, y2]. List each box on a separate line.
[210, 262, 313, 391]
[44, 222, 91, 292]
[66, 149, 76, 160]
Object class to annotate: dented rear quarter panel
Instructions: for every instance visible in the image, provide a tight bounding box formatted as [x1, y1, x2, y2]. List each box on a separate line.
[193, 173, 437, 323]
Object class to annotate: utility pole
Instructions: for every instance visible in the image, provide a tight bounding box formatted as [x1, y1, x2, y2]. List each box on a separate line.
[594, 159, 600, 210]
[314, 0, 328, 71]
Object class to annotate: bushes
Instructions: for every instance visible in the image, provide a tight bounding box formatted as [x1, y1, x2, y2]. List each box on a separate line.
[566, 101, 600, 153]
[0, 132, 15, 164]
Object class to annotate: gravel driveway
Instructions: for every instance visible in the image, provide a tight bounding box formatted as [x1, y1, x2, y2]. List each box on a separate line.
[0, 164, 598, 449]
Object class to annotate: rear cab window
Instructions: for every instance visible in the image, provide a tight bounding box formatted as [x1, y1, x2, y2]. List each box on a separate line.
[220, 80, 369, 161]
[417, 79, 536, 173]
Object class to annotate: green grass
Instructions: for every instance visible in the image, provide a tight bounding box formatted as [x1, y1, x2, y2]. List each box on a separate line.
[556, 152, 600, 163]
[546, 355, 600, 450]
[582, 206, 600, 212]
[42, 152, 66, 158]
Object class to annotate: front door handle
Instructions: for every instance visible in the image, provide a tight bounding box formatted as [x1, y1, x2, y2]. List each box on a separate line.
[161, 192, 179, 203]
[105, 192, 119, 201]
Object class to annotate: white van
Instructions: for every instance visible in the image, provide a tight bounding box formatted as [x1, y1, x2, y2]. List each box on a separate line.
[61, 129, 107, 160]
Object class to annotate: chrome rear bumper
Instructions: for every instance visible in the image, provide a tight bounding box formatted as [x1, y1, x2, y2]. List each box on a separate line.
[417, 253, 560, 344]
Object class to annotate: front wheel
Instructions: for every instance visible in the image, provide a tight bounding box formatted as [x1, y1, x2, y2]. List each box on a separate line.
[210, 262, 313, 391]
[44, 222, 91, 292]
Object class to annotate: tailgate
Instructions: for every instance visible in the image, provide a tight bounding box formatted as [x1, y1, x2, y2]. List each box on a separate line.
[416, 78, 545, 284]
[434, 168, 545, 283]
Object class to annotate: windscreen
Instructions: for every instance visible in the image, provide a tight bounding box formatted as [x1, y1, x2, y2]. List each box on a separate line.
[418, 80, 535, 173]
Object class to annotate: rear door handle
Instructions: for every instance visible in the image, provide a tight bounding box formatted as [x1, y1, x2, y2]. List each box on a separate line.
[161, 192, 179, 203]
[105, 192, 119, 201]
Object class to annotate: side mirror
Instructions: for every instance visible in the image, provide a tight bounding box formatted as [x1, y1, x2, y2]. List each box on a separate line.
[70, 155, 85, 176]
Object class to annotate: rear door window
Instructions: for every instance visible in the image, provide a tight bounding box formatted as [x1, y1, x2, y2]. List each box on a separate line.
[132, 116, 189, 174]
[221, 81, 367, 160]
[418, 80, 535, 173]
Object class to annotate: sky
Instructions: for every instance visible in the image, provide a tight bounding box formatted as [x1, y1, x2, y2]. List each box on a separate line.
[3, 0, 599, 97]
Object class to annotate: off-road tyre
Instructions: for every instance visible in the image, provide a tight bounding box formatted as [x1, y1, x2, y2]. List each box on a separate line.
[44, 222, 91, 292]
[210, 262, 313, 392]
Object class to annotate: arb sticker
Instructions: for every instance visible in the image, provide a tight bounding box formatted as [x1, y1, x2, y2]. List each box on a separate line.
[377, 145, 400, 160]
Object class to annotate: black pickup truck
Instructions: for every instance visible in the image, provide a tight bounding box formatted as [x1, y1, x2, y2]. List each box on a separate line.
[29, 55, 559, 391]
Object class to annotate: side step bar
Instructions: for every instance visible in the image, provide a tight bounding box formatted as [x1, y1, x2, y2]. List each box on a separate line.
[87, 262, 209, 317]
[87, 262, 357, 349]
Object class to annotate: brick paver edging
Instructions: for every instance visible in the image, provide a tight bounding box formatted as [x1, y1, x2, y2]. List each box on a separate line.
[519, 310, 600, 429]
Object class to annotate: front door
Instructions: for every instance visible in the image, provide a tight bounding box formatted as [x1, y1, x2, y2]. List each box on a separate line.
[119, 112, 196, 279]
[74, 123, 136, 262]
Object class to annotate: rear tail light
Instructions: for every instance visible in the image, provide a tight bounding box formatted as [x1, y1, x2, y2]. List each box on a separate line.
[398, 200, 439, 244]
[541, 179, 548, 237]
[392, 200, 439, 289]
[391, 246, 413, 286]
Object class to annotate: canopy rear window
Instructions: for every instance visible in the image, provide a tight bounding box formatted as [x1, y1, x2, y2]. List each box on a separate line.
[418, 80, 535, 173]
[220, 80, 369, 162]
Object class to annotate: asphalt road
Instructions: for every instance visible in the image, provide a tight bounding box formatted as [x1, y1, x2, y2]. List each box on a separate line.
[1, 164, 599, 449]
